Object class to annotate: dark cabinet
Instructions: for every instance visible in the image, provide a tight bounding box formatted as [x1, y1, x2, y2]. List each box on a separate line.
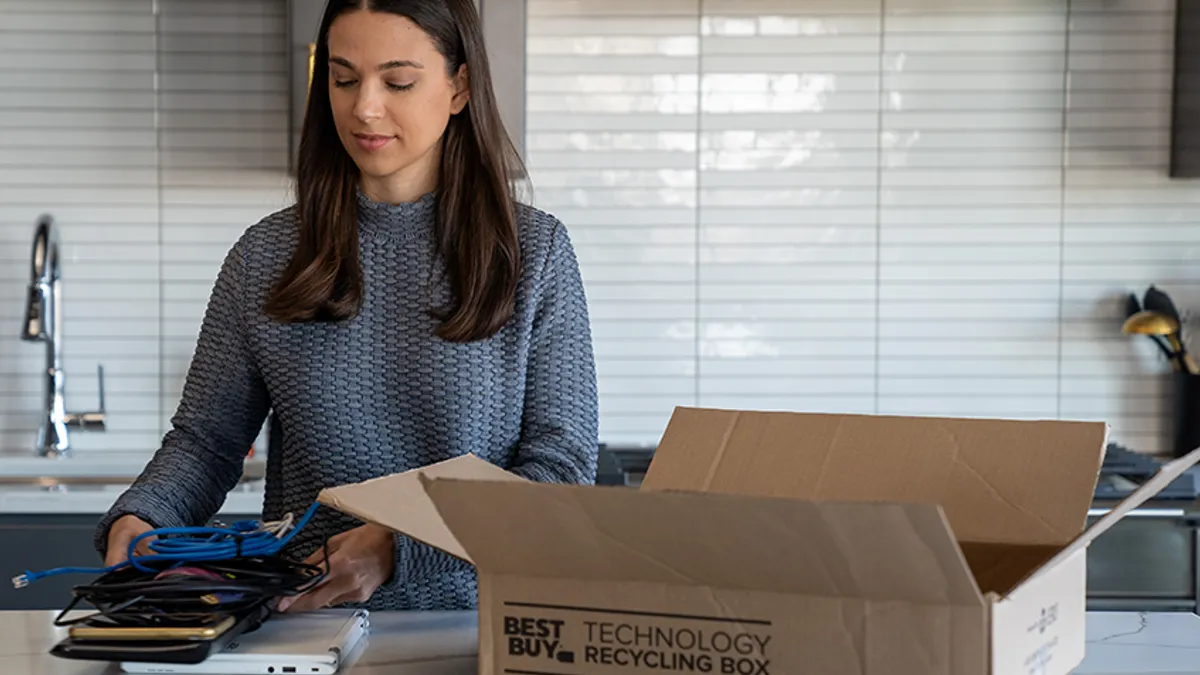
[1086, 510, 1199, 612]
[0, 513, 256, 611]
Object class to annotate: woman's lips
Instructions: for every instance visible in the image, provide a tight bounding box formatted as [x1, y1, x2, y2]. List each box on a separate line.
[354, 133, 394, 152]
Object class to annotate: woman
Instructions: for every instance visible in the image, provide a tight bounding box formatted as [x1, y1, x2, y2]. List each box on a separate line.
[93, 0, 598, 612]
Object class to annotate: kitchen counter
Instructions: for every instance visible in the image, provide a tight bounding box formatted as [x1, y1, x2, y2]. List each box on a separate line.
[0, 483, 265, 515]
[0, 610, 477, 675]
[0, 610, 1194, 674]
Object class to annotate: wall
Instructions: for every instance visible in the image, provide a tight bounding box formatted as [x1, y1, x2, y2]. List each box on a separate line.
[0, 0, 289, 455]
[524, 0, 1200, 453]
[1, 0, 1196, 459]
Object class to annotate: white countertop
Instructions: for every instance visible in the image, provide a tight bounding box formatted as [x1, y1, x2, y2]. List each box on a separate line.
[1076, 611, 1200, 673]
[0, 610, 1194, 674]
[0, 609, 477, 675]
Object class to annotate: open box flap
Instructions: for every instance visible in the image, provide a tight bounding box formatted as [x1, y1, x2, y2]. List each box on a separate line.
[642, 407, 1109, 547]
[316, 454, 526, 564]
[422, 476, 984, 606]
[1027, 445, 1200, 584]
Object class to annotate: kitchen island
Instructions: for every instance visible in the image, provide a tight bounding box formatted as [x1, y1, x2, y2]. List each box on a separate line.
[0, 610, 1194, 674]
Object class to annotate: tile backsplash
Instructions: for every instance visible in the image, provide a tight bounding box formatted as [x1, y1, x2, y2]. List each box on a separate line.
[524, 0, 1200, 453]
[1, 0, 1197, 458]
[0, 0, 290, 455]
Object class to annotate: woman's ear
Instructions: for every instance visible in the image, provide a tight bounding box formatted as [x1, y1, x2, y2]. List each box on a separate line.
[450, 64, 470, 114]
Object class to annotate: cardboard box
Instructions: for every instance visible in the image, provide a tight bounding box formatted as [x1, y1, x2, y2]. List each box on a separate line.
[318, 407, 1200, 675]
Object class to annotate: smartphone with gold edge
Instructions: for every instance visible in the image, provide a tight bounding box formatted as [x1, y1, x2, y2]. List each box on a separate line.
[68, 615, 236, 641]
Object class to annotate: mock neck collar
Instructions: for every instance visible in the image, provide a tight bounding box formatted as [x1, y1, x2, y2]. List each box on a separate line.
[355, 189, 436, 240]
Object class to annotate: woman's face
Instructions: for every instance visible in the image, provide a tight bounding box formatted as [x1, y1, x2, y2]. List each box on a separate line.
[326, 10, 469, 198]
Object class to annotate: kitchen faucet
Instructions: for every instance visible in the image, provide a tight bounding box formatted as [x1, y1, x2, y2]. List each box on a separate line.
[19, 214, 106, 458]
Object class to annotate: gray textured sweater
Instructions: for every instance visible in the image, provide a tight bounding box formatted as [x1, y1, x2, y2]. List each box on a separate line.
[94, 191, 600, 610]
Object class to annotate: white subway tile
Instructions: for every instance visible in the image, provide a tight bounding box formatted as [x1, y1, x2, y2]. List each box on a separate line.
[701, 377, 876, 396]
[529, 0, 697, 17]
[883, 168, 1062, 187]
[887, 12, 1066, 33]
[881, 186, 1063, 206]
[883, 110, 1063, 130]
[0, 90, 155, 110]
[885, 90, 1065, 111]
[0, 147, 157, 167]
[529, 55, 698, 75]
[526, 112, 698, 131]
[880, 338, 1058, 359]
[887, 0, 1066, 11]
[884, 51, 1066, 72]
[699, 301, 875, 321]
[884, 71, 1065, 91]
[158, 14, 282, 35]
[3, 11, 153, 32]
[876, 397, 1058, 419]
[0, 0, 152, 13]
[702, 53, 882, 73]
[699, 283, 876, 302]
[700, 262, 878, 283]
[703, 0, 879, 14]
[882, 129, 1064, 149]
[1068, 51, 1173, 72]
[1070, 32, 1176, 53]
[594, 338, 698, 359]
[701, 358, 876, 378]
[702, 35, 883, 55]
[884, 32, 1066, 52]
[701, 169, 877, 188]
[702, 187, 877, 207]
[700, 206, 877, 226]
[1069, 11, 1174, 33]
[528, 35, 698, 56]
[0, 205, 159, 224]
[527, 17, 699, 35]
[702, 15, 882, 37]
[698, 395, 876, 415]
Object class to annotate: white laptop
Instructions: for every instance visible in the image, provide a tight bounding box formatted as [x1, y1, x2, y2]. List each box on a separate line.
[121, 609, 369, 675]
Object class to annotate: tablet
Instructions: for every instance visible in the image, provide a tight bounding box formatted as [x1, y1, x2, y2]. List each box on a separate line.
[120, 609, 369, 675]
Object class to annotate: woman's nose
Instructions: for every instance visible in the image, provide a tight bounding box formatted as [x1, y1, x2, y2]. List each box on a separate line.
[353, 83, 386, 122]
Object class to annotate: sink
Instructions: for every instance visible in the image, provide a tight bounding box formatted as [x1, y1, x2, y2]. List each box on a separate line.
[0, 455, 267, 486]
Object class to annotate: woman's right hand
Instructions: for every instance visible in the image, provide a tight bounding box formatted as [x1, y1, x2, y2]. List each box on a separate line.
[104, 515, 155, 567]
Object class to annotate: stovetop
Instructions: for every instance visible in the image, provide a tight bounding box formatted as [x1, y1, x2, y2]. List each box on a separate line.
[1095, 443, 1199, 502]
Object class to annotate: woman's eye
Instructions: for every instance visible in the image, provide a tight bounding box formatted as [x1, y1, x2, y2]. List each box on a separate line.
[333, 79, 357, 88]
[387, 82, 415, 92]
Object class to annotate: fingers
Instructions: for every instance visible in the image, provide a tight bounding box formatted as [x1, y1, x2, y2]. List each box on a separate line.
[103, 538, 130, 567]
[277, 576, 355, 613]
[104, 516, 156, 567]
[104, 531, 137, 567]
[278, 538, 375, 613]
[300, 540, 335, 567]
[277, 554, 362, 613]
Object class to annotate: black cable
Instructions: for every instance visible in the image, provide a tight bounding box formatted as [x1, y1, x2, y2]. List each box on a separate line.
[53, 540, 330, 631]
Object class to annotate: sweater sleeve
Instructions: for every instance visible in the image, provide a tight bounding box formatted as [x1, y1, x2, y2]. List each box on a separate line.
[507, 219, 599, 484]
[384, 218, 599, 603]
[94, 239, 271, 558]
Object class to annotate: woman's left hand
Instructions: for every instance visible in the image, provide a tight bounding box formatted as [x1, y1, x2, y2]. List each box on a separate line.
[276, 523, 395, 612]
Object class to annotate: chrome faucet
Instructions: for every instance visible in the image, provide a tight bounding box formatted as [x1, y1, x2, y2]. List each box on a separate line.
[19, 214, 106, 458]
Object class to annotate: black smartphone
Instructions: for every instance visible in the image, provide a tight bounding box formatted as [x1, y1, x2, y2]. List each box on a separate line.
[51, 603, 270, 664]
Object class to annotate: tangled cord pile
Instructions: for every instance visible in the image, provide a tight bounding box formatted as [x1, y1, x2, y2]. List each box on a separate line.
[10, 503, 328, 629]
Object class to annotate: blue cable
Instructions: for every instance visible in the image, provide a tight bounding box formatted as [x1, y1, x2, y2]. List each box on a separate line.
[12, 502, 320, 588]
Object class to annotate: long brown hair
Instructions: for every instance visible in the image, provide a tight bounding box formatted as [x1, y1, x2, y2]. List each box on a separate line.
[265, 0, 525, 343]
